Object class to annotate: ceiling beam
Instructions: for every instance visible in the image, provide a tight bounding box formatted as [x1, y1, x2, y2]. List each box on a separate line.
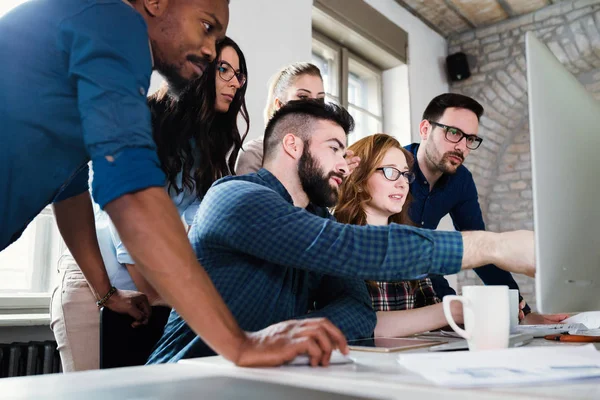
[392, 0, 447, 37]
[496, 0, 516, 18]
[443, 0, 478, 29]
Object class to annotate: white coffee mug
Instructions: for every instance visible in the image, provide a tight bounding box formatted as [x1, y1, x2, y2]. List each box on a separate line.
[509, 289, 520, 333]
[443, 285, 510, 351]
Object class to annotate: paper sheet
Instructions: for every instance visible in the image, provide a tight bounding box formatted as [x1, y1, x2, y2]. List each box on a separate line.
[397, 344, 600, 387]
[514, 323, 586, 337]
[563, 311, 600, 329]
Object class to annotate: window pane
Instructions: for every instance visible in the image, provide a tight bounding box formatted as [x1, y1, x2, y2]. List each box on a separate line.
[348, 106, 383, 145]
[0, 224, 36, 291]
[312, 38, 339, 99]
[0, 0, 29, 18]
[348, 72, 366, 109]
[348, 57, 382, 116]
[0, 210, 62, 294]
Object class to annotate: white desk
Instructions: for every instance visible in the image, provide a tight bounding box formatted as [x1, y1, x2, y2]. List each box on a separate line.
[185, 339, 600, 400]
[1, 340, 599, 400]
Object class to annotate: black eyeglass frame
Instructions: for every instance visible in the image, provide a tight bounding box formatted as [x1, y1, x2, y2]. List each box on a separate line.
[375, 167, 415, 183]
[428, 121, 483, 150]
[217, 60, 247, 87]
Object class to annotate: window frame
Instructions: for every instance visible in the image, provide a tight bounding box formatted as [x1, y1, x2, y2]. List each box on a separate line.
[312, 29, 384, 143]
[0, 206, 64, 313]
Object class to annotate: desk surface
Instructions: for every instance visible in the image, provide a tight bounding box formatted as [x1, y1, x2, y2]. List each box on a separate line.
[1, 339, 600, 400]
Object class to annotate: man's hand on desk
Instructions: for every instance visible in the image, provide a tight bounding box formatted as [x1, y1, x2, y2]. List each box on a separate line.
[234, 318, 349, 368]
[521, 311, 569, 325]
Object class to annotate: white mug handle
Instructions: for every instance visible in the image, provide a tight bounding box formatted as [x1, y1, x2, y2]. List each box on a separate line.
[443, 295, 472, 340]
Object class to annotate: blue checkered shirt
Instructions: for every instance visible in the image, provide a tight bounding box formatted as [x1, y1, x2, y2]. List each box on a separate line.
[148, 169, 464, 363]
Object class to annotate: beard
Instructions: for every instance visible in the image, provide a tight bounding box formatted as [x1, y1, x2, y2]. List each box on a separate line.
[425, 142, 464, 175]
[152, 43, 195, 98]
[298, 147, 342, 208]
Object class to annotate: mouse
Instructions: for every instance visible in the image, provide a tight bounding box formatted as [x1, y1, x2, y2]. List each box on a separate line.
[285, 350, 354, 366]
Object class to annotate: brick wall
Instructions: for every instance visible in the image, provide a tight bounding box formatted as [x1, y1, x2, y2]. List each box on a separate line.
[446, 0, 600, 310]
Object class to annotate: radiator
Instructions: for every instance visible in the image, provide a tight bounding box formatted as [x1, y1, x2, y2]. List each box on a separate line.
[0, 341, 61, 378]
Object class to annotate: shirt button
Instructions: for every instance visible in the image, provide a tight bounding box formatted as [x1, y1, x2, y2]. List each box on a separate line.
[139, 86, 146, 96]
[421, 221, 425, 226]
[424, 181, 427, 185]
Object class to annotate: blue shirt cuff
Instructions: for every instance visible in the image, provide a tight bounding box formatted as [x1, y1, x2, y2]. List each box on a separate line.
[430, 230, 463, 275]
[91, 147, 165, 209]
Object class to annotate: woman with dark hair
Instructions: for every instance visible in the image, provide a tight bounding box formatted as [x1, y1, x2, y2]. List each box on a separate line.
[50, 36, 249, 372]
[123, 36, 250, 302]
[334, 133, 464, 337]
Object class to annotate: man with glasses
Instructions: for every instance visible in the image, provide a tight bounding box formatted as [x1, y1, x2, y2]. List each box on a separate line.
[405, 93, 564, 324]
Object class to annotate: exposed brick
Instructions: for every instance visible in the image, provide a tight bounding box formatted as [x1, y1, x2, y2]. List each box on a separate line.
[480, 60, 506, 73]
[510, 181, 528, 190]
[514, 161, 531, 171]
[574, 0, 600, 9]
[547, 41, 570, 64]
[534, 5, 566, 22]
[483, 42, 502, 54]
[497, 172, 521, 182]
[543, 17, 567, 27]
[567, 8, 594, 22]
[493, 183, 509, 193]
[507, 143, 530, 153]
[481, 34, 500, 45]
[510, 211, 528, 220]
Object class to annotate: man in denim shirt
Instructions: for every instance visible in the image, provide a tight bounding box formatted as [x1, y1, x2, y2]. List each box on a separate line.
[407, 93, 567, 324]
[149, 100, 538, 364]
[0, 0, 352, 367]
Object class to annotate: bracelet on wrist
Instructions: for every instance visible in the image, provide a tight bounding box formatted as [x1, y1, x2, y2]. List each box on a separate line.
[96, 286, 117, 308]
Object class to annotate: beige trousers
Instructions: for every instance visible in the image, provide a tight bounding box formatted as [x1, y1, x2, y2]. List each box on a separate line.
[50, 255, 99, 372]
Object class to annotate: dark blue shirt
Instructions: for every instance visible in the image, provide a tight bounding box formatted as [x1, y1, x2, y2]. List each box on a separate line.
[405, 143, 529, 312]
[148, 169, 465, 363]
[0, 0, 165, 250]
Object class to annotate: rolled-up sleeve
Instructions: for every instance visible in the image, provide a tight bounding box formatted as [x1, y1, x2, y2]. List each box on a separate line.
[59, 2, 165, 209]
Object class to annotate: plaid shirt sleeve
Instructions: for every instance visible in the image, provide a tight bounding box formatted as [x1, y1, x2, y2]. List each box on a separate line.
[297, 274, 376, 340]
[198, 180, 463, 281]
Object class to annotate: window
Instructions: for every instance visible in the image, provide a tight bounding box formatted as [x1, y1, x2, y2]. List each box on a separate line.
[0, 207, 64, 297]
[0, 0, 29, 18]
[312, 32, 383, 144]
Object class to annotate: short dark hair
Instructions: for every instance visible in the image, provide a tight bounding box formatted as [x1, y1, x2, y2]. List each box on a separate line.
[422, 93, 484, 122]
[263, 100, 354, 162]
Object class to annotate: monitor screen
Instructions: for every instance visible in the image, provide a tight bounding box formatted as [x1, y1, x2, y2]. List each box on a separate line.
[527, 32, 600, 313]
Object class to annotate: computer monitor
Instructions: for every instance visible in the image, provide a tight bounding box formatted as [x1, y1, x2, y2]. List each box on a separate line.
[527, 32, 600, 313]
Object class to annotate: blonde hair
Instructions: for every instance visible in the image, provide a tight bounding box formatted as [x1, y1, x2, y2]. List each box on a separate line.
[263, 62, 322, 124]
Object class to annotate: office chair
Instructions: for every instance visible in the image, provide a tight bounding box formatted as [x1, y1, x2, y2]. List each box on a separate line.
[99, 305, 171, 369]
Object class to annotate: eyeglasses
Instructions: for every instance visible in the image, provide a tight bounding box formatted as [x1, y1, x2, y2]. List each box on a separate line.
[376, 167, 415, 183]
[217, 61, 246, 87]
[429, 121, 483, 150]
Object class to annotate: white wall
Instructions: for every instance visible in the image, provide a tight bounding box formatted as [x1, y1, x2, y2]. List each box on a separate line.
[383, 65, 411, 146]
[364, 0, 449, 143]
[227, 0, 313, 140]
